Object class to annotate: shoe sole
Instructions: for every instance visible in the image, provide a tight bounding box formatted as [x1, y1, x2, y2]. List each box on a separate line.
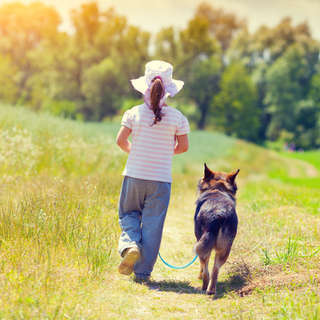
[118, 249, 141, 275]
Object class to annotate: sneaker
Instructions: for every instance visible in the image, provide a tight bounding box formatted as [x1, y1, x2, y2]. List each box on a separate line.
[118, 246, 141, 275]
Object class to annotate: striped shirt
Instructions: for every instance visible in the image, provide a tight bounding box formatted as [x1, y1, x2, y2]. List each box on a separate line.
[121, 103, 190, 183]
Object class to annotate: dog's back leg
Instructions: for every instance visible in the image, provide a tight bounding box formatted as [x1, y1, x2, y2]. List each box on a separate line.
[206, 246, 231, 295]
[195, 230, 215, 289]
[198, 264, 203, 280]
[199, 254, 210, 291]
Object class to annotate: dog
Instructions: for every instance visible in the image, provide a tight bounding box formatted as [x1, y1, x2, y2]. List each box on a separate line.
[194, 163, 239, 296]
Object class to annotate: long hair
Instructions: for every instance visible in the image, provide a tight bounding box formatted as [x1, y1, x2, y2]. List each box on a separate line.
[150, 77, 165, 125]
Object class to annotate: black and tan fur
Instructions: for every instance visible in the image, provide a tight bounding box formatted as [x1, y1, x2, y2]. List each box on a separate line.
[194, 164, 239, 295]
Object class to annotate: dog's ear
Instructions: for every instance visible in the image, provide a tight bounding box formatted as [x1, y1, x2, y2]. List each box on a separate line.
[227, 169, 240, 184]
[204, 163, 215, 180]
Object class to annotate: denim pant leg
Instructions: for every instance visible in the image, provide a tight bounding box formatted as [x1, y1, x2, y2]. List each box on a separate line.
[118, 176, 144, 256]
[134, 181, 171, 279]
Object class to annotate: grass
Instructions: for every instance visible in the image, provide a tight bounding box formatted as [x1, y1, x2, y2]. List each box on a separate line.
[262, 237, 300, 266]
[0, 103, 320, 319]
[271, 150, 320, 189]
[281, 150, 320, 171]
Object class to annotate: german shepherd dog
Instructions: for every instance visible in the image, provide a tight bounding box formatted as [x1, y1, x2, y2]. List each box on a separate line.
[194, 164, 239, 295]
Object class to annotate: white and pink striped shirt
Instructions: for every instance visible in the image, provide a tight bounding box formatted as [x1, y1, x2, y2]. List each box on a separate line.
[121, 103, 190, 183]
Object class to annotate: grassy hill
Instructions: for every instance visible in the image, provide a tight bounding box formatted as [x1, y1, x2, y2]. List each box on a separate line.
[0, 104, 319, 319]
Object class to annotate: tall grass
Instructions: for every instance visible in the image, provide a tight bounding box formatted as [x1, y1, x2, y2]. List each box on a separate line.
[262, 237, 300, 265]
[0, 105, 126, 316]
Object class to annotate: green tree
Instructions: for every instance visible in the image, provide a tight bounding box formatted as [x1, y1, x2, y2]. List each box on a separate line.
[81, 58, 125, 120]
[71, 2, 100, 45]
[195, 2, 245, 53]
[309, 73, 320, 105]
[115, 24, 150, 81]
[0, 55, 19, 104]
[213, 62, 260, 141]
[70, 3, 150, 118]
[24, 3, 149, 120]
[183, 55, 222, 129]
[265, 43, 319, 146]
[25, 33, 82, 111]
[229, 18, 320, 147]
[178, 15, 222, 129]
[0, 2, 61, 103]
[302, 72, 320, 148]
[175, 2, 246, 129]
[154, 27, 179, 64]
[229, 17, 314, 67]
[294, 99, 320, 149]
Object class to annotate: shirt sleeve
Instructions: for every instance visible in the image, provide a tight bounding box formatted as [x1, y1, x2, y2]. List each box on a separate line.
[176, 113, 190, 135]
[121, 110, 133, 129]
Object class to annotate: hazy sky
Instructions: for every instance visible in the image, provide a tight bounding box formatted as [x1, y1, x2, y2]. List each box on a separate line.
[2, 0, 320, 39]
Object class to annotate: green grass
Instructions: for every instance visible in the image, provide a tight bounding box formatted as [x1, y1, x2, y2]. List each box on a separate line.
[281, 150, 320, 171]
[262, 237, 300, 265]
[0, 103, 320, 319]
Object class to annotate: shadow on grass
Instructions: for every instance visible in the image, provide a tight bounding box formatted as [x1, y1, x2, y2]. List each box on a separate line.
[138, 261, 251, 298]
[214, 261, 252, 299]
[214, 274, 247, 299]
[145, 279, 203, 294]
[135, 262, 251, 297]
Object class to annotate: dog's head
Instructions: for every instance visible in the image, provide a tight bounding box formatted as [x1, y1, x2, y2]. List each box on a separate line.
[198, 163, 240, 196]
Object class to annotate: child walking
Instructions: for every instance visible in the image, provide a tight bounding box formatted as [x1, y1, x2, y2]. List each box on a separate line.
[116, 60, 190, 281]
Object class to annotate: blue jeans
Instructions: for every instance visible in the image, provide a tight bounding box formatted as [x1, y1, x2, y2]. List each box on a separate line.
[118, 176, 171, 279]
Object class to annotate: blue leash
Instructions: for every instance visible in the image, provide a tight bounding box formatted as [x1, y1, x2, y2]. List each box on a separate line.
[158, 252, 198, 270]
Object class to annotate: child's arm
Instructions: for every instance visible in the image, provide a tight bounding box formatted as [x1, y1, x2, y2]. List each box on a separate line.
[174, 134, 189, 154]
[116, 126, 132, 153]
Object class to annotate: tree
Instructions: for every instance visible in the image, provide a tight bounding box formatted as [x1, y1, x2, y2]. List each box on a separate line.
[195, 2, 245, 53]
[0, 55, 19, 104]
[183, 55, 222, 129]
[70, 3, 150, 117]
[302, 72, 320, 148]
[228, 17, 317, 69]
[175, 3, 246, 129]
[213, 62, 260, 142]
[294, 99, 320, 149]
[25, 33, 83, 111]
[115, 24, 150, 82]
[228, 18, 320, 147]
[81, 58, 125, 120]
[177, 15, 222, 129]
[309, 73, 320, 106]
[0, 2, 61, 103]
[71, 2, 100, 45]
[265, 43, 319, 145]
[154, 27, 179, 64]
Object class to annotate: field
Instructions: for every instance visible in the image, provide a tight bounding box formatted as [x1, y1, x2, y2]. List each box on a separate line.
[0, 104, 319, 319]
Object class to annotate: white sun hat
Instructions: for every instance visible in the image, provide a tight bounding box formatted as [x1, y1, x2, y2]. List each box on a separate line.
[130, 60, 184, 97]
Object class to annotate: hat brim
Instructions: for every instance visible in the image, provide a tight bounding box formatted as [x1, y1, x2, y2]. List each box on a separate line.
[131, 76, 184, 97]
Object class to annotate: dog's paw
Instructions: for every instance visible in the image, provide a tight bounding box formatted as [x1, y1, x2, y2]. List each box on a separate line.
[206, 289, 215, 296]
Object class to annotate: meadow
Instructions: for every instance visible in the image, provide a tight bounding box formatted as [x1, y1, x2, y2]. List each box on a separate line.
[0, 104, 319, 319]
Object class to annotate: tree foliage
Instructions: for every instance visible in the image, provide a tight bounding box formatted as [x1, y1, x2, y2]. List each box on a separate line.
[0, 1, 319, 148]
[195, 2, 245, 52]
[213, 62, 260, 141]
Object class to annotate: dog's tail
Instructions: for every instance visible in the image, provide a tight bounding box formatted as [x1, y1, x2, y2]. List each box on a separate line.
[194, 230, 216, 258]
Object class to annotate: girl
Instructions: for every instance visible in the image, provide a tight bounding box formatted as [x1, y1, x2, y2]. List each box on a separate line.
[116, 60, 189, 281]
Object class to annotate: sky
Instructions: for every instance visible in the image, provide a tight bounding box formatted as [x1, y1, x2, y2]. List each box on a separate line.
[2, 0, 320, 39]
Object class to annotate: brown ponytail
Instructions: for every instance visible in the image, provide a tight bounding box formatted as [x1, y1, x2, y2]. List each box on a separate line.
[150, 77, 164, 125]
